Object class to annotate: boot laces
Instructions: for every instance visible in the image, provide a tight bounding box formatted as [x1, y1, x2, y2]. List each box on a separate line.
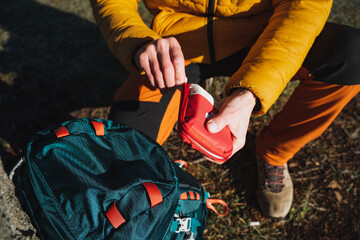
[263, 161, 285, 193]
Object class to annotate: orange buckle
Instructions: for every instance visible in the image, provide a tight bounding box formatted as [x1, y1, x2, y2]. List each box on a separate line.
[173, 160, 188, 168]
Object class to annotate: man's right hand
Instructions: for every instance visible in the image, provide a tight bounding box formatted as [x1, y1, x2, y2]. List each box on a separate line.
[134, 37, 187, 90]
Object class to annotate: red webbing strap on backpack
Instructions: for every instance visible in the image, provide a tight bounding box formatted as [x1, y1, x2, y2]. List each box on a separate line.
[106, 202, 126, 228]
[54, 126, 70, 138]
[106, 182, 163, 228]
[91, 121, 105, 136]
[180, 192, 188, 200]
[195, 192, 200, 200]
[180, 191, 200, 200]
[142, 182, 163, 207]
[206, 199, 229, 216]
[54, 121, 104, 138]
[188, 191, 195, 200]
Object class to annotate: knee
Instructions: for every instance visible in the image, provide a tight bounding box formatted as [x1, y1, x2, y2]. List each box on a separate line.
[311, 23, 360, 85]
[336, 25, 360, 84]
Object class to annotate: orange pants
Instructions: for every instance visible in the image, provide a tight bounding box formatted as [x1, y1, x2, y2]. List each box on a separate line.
[110, 73, 182, 145]
[255, 79, 360, 166]
[109, 22, 360, 165]
[110, 71, 359, 165]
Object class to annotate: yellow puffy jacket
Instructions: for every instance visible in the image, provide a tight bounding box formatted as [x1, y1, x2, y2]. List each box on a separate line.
[91, 0, 332, 115]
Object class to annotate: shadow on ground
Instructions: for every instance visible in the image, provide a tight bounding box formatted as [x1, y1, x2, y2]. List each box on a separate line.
[224, 134, 259, 211]
[0, 0, 128, 173]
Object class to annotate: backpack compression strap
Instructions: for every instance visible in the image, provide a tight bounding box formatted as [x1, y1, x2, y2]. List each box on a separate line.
[180, 191, 200, 200]
[91, 120, 105, 136]
[106, 182, 163, 228]
[106, 202, 126, 228]
[54, 125, 70, 138]
[54, 120, 105, 138]
[142, 182, 163, 207]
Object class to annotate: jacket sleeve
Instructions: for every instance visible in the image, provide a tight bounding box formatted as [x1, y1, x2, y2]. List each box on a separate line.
[90, 0, 161, 72]
[225, 0, 333, 115]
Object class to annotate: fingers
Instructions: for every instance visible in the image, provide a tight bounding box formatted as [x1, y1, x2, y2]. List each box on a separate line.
[206, 97, 234, 133]
[135, 37, 186, 90]
[206, 89, 257, 155]
[158, 40, 175, 88]
[206, 113, 229, 134]
[137, 49, 155, 86]
[207, 108, 247, 156]
[229, 125, 247, 155]
[206, 108, 247, 157]
[169, 38, 187, 85]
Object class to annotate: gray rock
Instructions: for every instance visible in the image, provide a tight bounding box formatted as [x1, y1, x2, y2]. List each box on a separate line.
[0, 158, 38, 240]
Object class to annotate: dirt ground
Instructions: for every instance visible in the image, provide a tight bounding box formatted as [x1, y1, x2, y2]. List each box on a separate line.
[0, 0, 359, 239]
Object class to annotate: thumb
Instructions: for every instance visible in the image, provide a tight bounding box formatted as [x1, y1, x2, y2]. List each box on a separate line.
[206, 113, 227, 133]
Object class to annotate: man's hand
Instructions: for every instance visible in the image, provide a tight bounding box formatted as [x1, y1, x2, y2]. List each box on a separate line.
[134, 37, 187, 90]
[206, 89, 257, 156]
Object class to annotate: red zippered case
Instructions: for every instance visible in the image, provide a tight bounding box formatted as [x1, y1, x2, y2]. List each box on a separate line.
[178, 83, 233, 164]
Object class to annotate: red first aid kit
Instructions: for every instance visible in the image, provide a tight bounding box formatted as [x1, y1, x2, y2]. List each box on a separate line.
[178, 83, 233, 164]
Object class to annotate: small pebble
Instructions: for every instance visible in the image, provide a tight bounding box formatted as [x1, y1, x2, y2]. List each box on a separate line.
[249, 221, 260, 227]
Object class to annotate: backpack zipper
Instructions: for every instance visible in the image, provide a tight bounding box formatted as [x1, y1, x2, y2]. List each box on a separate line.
[9, 157, 25, 180]
[207, 0, 216, 63]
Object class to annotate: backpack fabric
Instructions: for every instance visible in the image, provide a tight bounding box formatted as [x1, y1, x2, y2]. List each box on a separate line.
[12, 118, 211, 240]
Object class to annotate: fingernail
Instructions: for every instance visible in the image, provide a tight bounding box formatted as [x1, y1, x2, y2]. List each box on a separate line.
[207, 120, 217, 132]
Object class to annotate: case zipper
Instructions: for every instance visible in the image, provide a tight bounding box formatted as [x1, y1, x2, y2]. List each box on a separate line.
[185, 134, 226, 161]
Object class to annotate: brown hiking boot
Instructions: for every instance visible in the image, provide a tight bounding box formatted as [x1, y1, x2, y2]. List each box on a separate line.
[256, 155, 293, 219]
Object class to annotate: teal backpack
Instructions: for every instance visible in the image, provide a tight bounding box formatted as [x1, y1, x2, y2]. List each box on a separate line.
[11, 118, 227, 239]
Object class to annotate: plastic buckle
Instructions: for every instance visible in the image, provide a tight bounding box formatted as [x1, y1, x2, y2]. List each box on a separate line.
[175, 217, 192, 233]
[185, 231, 195, 240]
